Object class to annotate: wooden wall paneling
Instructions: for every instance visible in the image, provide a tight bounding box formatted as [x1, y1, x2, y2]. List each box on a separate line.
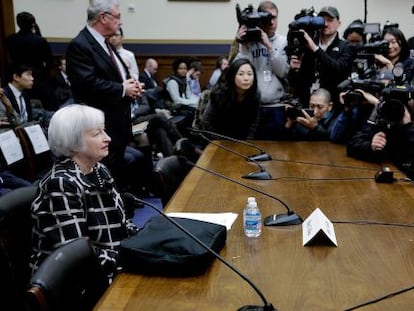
[0, 0, 15, 83]
[136, 55, 219, 90]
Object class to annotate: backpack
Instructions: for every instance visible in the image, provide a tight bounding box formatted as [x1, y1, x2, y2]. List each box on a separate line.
[192, 89, 211, 130]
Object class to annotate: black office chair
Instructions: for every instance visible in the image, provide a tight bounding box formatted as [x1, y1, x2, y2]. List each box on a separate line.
[27, 237, 109, 311]
[0, 186, 37, 311]
[152, 155, 191, 206]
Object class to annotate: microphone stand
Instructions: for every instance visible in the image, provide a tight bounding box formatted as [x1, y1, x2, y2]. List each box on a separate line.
[124, 193, 277, 311]
[190, 128, 272, 161]
[199, 133, 272, 180]
[181, 157, 303, 226]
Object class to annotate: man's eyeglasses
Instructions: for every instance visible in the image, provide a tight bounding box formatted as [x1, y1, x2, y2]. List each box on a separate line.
[103, 11, 121, 20]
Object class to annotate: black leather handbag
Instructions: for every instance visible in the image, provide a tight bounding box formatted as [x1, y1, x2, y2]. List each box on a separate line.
[120, 215, 227, 276]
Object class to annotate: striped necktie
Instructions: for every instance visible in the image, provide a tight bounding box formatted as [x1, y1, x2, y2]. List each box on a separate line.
[19, 94, 28, 123]
[105, 40, 123, 80]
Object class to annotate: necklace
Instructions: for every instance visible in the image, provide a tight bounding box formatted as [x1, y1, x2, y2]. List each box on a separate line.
[94, 166, 105, 188]
[71, 159, 106, 188]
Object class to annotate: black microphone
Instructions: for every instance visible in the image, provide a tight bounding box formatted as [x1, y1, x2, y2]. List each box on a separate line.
[179, 157, 302, 226]
[190, 128, 272, 162]
[123, 192, 277, 311]
[197, 132, 271, 180]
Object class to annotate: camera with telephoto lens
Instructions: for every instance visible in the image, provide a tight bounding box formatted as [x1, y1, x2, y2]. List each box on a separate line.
[369, 63, 414, 131]
[285, 7, 325, 59]
[337, 39, 389, 107]
[236, 3, 273, 42]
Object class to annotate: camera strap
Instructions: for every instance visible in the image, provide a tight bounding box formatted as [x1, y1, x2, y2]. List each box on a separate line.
[310, 61, 320, 94]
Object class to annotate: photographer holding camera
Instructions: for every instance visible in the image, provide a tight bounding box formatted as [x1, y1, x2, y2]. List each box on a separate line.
[343, 19, 366, 45]
[234, 1, 289, 139]
[287, 6, 354, 109]
[283, 88, 337, 140]
[347, 95, 414, 166]
[374, 27, 414, 83]
[330, 88, 380, 143]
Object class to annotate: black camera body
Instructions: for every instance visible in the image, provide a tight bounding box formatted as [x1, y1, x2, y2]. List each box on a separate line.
[358, 40, 389, 56]
[338, 76, 385, 107]
[284, 97, 303, 119]
[285, 7, 325, 58]
[337, 40, 389, 107]
[369, 68, 414, 131]
[236, 4, 273, 42]
[284, 97, 314, 119]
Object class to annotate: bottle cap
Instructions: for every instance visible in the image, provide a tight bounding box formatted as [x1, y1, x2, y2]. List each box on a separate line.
[247, 197, 256, 203]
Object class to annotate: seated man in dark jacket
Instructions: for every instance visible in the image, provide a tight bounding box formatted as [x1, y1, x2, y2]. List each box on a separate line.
[347, 98, 414, 170]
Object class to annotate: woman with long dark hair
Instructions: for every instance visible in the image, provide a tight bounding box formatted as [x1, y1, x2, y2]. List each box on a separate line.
[375, 27, 413, 82]
[198, 58, 261, 140]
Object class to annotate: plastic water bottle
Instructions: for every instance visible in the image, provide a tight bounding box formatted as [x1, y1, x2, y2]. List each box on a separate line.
[243, 197, 262, 237]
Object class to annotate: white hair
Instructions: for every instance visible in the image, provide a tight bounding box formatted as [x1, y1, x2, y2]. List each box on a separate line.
[87, 0, 120, 23]
[48, 104, 105, 158]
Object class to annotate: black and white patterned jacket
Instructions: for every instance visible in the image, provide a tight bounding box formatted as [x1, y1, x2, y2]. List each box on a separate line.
[31, 158, 136, 280]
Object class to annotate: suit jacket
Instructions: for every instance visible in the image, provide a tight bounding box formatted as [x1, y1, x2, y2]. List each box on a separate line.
[0, 84, 33, 123]
[6, 31, 53, 75]
[139, 70, 157, 90]
[52, 72, 73, 109]
[6, 31, 54, 109]
[66, 27, 133, 148]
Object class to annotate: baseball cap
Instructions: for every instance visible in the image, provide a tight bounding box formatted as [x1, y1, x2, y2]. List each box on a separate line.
[318, 6, 340, 20]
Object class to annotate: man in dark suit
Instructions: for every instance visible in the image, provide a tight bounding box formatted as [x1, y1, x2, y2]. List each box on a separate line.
[51, 56, 73, 109]
[66, 0, 144, 186]
[6, 11, 54, 110]
[139, 58, 159, 90]
[0, 63, 34, 125]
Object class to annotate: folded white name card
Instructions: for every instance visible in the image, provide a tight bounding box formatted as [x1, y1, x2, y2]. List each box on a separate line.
[302, 208, 337, 247]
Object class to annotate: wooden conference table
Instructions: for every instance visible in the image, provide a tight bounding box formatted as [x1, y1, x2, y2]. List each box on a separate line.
[94, 141, 414, 311]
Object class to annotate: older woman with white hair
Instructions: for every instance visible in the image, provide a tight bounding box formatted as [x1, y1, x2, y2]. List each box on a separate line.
[30, 104, 136, 282]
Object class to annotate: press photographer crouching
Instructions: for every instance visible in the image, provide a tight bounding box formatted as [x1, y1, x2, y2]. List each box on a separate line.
[283, 88, 337, 140]
[347, 72, 414, 168]
[330, 52, 386, 143]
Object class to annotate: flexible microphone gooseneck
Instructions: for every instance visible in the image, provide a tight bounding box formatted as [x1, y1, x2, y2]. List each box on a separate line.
[198, 132, 272, 180]
[190, 128, 272, 162]
[123, 192, 277, 311]
[180, 157, 302, 226]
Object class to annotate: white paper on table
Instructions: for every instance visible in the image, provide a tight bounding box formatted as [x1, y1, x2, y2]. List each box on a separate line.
[166, 212, 238, 230]
[24, 124, 50, 154]
[0, 130, 24, 165]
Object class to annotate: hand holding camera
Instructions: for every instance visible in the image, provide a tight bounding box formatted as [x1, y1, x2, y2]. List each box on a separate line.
[289, 55, 302, 70]
[236, 4, 273, 43]
[296, 109, 318, 129]
[371, 131, 387, 151]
